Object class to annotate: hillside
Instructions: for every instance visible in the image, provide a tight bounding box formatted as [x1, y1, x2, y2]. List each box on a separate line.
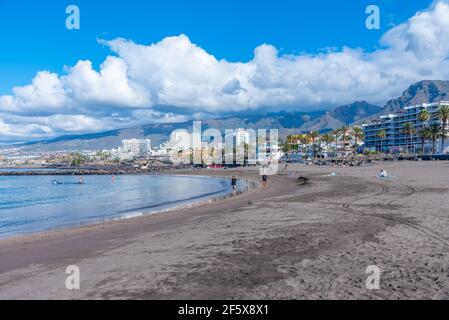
[7, 80, 449, 152]
[384, 80, 449, 113]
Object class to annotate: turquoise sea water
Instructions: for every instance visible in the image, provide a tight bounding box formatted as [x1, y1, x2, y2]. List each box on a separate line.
[0, 175, 244, 239]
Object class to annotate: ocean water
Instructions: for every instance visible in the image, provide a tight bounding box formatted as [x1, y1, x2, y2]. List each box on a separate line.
[0, 175, 244, 239]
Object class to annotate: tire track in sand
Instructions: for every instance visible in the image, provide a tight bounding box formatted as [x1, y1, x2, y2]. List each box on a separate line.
[339, 183, 449, 248]
[373, 185, 449, 221]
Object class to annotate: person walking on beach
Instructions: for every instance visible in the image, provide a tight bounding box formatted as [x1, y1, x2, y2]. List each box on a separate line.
[260, 163, 269, 188]
[262, 174, 268, 188]
[231, 176, 237, 191]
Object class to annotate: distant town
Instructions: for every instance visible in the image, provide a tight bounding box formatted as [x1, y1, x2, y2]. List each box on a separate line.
[1, 101, 448, 170]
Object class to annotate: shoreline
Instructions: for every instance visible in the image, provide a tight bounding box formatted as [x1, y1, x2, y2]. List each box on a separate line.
[0, 169, 283, 275]
[0, 172, 257, 242]
[2, 162, 449, 299]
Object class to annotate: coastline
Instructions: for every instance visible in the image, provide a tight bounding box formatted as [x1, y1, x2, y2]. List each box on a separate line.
[2, 162, 449, 299]
[0, 169, 280, 275]
[107, 174, 258, 225]
[0, 173, 254, 241]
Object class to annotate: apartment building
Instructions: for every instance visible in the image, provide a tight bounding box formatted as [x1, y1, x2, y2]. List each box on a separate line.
[362, 101, 449, 154]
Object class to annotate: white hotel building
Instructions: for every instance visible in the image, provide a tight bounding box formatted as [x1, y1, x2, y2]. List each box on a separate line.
[362, 101, 449, 154]
[122, 139, 152, 157]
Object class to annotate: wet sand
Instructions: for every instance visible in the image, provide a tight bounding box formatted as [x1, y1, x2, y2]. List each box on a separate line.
[1, 162, 449, 299]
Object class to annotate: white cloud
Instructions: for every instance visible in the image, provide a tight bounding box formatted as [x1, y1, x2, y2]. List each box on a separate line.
[0, 71, 67, 114]
[1, 0, 449, 141]
[0, 118, 53, 140]
[0, 113, 106, 140]
[63, 57, 150, 107]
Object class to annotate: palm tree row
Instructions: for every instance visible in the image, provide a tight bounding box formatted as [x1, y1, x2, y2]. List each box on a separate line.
[285, 125, 365, 159]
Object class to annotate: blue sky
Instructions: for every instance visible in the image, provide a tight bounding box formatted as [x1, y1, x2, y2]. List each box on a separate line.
[1, 0, 449, 142]
[0, 0, 429, 94]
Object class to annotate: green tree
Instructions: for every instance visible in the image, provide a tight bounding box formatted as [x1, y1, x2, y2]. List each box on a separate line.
[352, 126, 364, 155]
[331, 128, 341, 154]
[70, 152, 87, 168]
[437, 105, 449, 153]
[308, 131, 320, 158]
[402, 122, 416, 154]
[376, 129, 387, 153]
[418, 109, 431, 123]
[424, 124, 442, 155]
[282, 141, 292, 154]
[299, 134, 310, 154]
[417, 110, 431, 155]
[340, 125, 352, 156]
[321, 133, 334, 157]
[418, 127, 429, 155]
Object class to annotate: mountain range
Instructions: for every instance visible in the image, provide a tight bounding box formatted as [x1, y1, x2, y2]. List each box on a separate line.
[384, 80, 449, 114]
[7, 80, 449, 152]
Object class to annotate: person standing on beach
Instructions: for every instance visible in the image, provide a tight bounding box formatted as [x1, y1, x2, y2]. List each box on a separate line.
[260, 164, 269, 188]
[231, 176, 237, 191]
[262, 174, 268, 188]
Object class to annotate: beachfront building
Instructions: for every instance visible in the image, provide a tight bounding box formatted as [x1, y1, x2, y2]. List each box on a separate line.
[362, 101, 449, 154]
[122, 139, 152, 157]
[234, 128, 250, 147]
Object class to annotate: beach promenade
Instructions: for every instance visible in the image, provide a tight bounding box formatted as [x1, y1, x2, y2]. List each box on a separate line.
[1, 161, 449, 299]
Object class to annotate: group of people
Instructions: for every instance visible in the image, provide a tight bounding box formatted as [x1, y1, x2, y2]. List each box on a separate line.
[231, 165, 389, 191]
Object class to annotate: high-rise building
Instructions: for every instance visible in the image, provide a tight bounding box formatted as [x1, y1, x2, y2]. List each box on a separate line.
[362, 101, 449, 154]
[234, 128, 250, 146]
[122, 139, 152, 157]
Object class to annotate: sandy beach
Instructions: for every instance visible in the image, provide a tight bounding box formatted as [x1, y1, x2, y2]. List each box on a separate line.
[1, 161, 449, 300]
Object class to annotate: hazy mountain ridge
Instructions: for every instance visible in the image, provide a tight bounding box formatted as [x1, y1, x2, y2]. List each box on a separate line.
[298, 101, 383, 132]
[354, 80, 449, 123]
[6, 80, 449, 152]
[384, 80, 449, 113]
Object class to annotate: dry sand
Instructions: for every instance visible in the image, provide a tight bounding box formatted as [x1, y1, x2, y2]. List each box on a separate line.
[0, 161, 449, 300]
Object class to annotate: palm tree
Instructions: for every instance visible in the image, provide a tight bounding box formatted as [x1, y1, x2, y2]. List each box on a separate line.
[418, 127, 429, 155]
[437, 105, 449, 154]
[308, 131, 320, 158]
[321, 133, 334, 157]
[377, 129, 387, 153]
[288, 134, 302, 147]
[331, 128, 341, 155]
[417, 110, 431, 155]
[424, 124, 442, 155]
[282, 141, 292, 154]
[352, 127, 364, 155]
[340, 125, 352, 157]
[285, 135, 299, 153]
[402, 122, 416, 154]
[418, 109, 431, 123]
[299, 134, 310, 154]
